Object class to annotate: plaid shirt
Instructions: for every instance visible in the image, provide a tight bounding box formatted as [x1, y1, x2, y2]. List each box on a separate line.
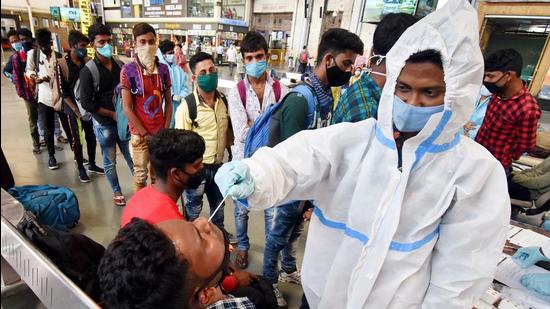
[332, 73, 382, 124]
[475, 84, 541, 169]
[11, 51, 35, 102]
[206, 296, 255, 309]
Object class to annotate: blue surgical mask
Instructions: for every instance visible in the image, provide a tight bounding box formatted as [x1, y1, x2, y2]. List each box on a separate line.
[96, 43, 113, 58]
[12, 42, 23, 52]
[165, 53, 175, 64]
[245, 60, 267, 78]
[392, 95, 444, 133]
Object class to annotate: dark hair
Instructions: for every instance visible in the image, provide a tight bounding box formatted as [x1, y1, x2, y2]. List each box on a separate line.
[148, 129, 205, 181]
[68, 30, 89, 47]
[373, 13, 418, 56]
[240, 31, 268, 57]
[88, 23, 111, 43]
[406, 49, 443, 69]
[133, 22, 156, 39]
[189, 52, 214, 74]
[7, 29, 18, 39]
[98, 218, 191, 309]
[35, 28, 51, 47]
[18, 28, 33, 39]
[303, 46, 306, 49]
[485, 49, 523, 77]
[316, 28, 364, 65]
[159, 40, 175, 54]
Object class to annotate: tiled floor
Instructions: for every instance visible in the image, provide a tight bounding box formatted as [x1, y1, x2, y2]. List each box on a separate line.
[0, 69, 307, 308]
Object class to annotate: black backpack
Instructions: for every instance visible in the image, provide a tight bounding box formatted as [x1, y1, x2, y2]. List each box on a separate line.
[17, 211, 105, 302]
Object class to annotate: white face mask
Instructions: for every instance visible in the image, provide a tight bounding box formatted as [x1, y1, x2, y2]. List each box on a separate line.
[165, 53, 175, 64]
[136, 44, 158, 72]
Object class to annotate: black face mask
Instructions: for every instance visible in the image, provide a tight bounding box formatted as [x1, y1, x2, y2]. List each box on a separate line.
[185, 169, 205, 189]
[22, 40, 34, 52]
[483, 73, 508, 95]
[326, 57, 352, 87]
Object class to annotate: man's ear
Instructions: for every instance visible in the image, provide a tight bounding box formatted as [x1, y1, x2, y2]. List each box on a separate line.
[323, 52, 334, 67]
[197, 287, 215, 307]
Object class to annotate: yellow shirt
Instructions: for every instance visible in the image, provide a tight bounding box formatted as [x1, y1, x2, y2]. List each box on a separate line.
[175, 89, 230, 164]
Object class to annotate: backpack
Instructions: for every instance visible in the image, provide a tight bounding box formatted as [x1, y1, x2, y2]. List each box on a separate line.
[114, 60, 170, 141]
[8, 185, 80, 231]
[243, 82, 319, 158]
[236, 79, 282, 110]
[299, 51, 308, 63]
[17, 211, 104, 302]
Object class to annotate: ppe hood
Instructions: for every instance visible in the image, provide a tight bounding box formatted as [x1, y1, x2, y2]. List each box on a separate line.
[377, 0, 484, 148]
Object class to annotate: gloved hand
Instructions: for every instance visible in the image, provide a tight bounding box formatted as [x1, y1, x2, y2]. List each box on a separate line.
[173, 95, 181, 103]
[543, 220, 550, 232]
[520, 273, 550, 297]
[215, 161, 255, 199]
[513, 246, 550, 268]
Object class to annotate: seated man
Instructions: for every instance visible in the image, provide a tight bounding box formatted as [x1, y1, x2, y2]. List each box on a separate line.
[99, 218, 255, 308]
[120, 129, 205, 227]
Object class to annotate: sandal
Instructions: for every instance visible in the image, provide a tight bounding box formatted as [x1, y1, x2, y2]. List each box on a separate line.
[235, 250, 249, 269]
[113, 194, 126, 206]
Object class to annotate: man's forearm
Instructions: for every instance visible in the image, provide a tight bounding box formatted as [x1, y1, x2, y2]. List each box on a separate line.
[96, 107, 116, 120]
[164, 90, 173, 128]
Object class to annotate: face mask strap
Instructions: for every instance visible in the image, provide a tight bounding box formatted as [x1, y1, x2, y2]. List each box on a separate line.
[369, 54, 386, 67]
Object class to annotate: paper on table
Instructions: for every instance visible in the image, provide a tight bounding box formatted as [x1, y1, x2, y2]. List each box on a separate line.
[494, 254, 550, 303]
[507, 228, 549, 248]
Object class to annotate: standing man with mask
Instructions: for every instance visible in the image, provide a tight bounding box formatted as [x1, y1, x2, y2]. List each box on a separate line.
[227, 31, 289, 270]
[121, 23, 172, 192]
[81, 23, 134, 206]
[157, 39, 191, 128]
[57, 30, 104, 183]
[475, 49, 541, 175]
[9, 29, 41, 154]
[26, 28, 73, 170]
[174, 52, 233, 234]
[216, 0, 509, 307]
[332, 13, 418, 124]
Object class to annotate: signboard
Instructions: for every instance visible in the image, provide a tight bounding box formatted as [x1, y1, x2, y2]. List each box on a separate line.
[219, 18, 248, 27]
[61, 8, 81, 22]
[187, 29, 217, 36]
[363, 0, 418, 23]
[79, 0, 92, 57]
[50, 7, 61, 21]
[144, 0, 184, 17]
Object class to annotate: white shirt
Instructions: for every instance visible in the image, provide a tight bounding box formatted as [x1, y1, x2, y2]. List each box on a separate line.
[227, 47, 237, 63]
[25, 49, 56, 107]
[216, 46, 224, 54]
[227, 73, 288, 160]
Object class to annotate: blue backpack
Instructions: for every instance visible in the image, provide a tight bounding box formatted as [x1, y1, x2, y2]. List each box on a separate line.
[243, 83, 319, 158]
[8, 185, 80, 231]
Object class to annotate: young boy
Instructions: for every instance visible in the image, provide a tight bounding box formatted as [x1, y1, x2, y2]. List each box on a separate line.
[121, 23, 172, 192]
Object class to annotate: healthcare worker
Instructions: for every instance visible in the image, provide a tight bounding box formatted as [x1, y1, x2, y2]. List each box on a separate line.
[464, 85, 492, 139]
[157, 40, 191, 128]
[215, 0, 510, 308]
[513, 245, 550, 297]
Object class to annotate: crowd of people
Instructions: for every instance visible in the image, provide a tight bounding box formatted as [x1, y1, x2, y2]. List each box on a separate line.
[3, 0, 548, 307]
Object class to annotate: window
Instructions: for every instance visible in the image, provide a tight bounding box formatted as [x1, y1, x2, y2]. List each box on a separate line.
[222, 0, 245, 20]
[188, 0, 215, 18]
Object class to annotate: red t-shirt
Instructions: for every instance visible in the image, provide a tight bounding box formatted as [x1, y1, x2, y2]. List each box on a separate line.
[121, 67, 169, 135]
[120, 186, 183, 228]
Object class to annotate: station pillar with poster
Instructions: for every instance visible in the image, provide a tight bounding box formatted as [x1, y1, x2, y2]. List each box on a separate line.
[79, 0, 93, 57]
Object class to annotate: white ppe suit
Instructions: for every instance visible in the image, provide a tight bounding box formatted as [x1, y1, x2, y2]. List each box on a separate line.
[239, 0, 510, 308]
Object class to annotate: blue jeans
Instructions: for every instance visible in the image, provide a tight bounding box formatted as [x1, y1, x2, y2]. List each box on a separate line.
[234, 202, 276, 251]
[263, 201, 305, 283]
[184, 163, 225, 229]
[93, 120, 134, 194]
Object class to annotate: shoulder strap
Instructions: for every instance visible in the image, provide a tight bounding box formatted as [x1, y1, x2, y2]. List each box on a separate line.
[273, 80, 281, 102]
[185, 94, 198, 128]
[58, 58, 69, 83]
[33, 49, 40, 73]
[219, 92, 228, 109]
[85, 60, 100, 92]
[237, 80, 246, 109]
